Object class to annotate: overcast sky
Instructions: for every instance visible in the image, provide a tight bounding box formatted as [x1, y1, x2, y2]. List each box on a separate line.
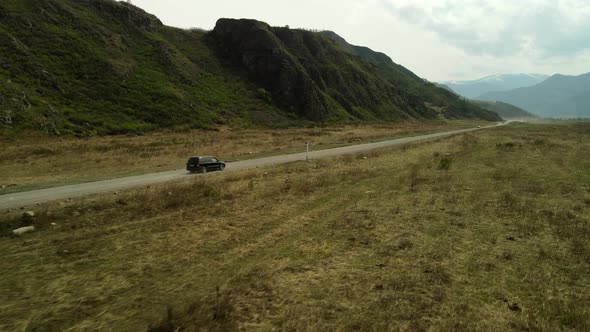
[127, 0, 590, 81]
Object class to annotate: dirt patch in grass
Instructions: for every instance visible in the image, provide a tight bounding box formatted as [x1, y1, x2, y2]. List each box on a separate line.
[0, 122, 588, 330]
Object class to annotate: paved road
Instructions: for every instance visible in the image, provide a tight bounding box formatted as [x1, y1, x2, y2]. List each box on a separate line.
[0, 124, 503, 209]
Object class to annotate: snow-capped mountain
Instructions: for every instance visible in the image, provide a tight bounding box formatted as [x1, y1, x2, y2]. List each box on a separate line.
[441, 74, 549, 99]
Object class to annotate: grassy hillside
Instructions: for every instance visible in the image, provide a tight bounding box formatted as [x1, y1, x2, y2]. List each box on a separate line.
[319, 31, 500, 121]
[0, 0, 291, 135]
[479, 73, 590, 118]
[1, 123, 588, 330]
[473, 100, 537, 120]
[434, 83, 457, 94]
[0, 0, 499, 136]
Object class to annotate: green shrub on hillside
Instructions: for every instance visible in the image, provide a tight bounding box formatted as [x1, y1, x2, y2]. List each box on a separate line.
[0, 1, 499, 136]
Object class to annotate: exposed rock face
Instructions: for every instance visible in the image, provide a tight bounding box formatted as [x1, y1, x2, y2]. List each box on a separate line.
[210, 19, 332, 120]
[209, 19, 437, 122]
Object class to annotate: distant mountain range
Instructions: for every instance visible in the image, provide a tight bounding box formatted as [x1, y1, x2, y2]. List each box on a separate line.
[478, 73, 590, 118]
[442, 74, 549, 99]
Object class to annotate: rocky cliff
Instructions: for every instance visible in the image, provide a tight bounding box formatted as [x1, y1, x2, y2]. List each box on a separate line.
[208, 19, 439, 122]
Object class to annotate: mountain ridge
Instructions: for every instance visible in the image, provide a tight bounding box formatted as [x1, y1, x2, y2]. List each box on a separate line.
[441, 74, 549, 99]
[0, 0, 499, 136]
[446, 73, 548, 85]
[478, 73, 590, 118]
[318, 31, 498, 121]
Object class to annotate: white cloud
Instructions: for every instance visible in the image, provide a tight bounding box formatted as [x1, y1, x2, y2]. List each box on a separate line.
[381, 0, 590, 57]
[128, 0, 589, 81]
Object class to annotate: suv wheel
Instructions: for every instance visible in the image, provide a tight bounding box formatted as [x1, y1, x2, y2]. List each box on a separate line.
[200, 167, 207, 174]
[220, 164, 225, 171]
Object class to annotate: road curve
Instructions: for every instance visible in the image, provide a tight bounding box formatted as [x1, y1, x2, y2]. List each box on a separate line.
[0, 124, 502, 209]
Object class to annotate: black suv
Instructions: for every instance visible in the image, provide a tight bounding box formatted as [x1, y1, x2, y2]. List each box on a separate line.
[186, 156, 226, 173]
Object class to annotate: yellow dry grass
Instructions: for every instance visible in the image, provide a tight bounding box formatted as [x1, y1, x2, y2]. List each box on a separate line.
[0, 122, 588, 331]
[0, 121, 485, 194]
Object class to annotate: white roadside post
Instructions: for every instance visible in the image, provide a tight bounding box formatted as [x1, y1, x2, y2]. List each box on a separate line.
[305, 141, 310, 162]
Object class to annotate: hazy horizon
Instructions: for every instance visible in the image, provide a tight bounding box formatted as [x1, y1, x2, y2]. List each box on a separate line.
[122, 0, 590, 82]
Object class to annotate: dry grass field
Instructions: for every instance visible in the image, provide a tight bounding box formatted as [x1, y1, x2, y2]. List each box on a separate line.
[0, 121, 485, 194]
[0, 122, 588, 331]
